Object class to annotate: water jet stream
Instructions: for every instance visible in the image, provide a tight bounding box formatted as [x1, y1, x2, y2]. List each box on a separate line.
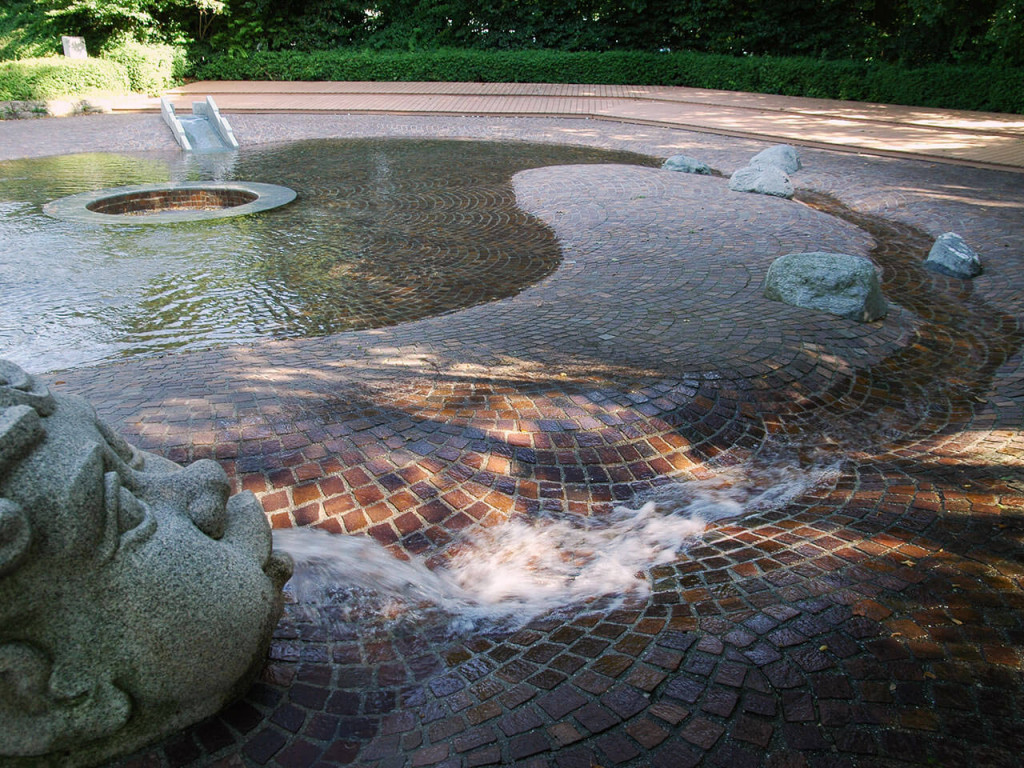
[274, 459, 840, 633]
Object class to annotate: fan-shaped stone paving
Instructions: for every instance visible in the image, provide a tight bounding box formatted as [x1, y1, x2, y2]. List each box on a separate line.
[5, 111, 1023, 768]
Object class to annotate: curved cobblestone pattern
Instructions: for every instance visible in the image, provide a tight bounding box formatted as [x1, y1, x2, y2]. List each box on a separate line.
[8, 114, 1022, 768]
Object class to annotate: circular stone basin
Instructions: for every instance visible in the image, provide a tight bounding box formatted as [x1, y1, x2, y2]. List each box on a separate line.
[44, 181, 296, 223]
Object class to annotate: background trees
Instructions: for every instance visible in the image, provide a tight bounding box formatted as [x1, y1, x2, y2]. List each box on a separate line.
[2, 0, 1022, 66]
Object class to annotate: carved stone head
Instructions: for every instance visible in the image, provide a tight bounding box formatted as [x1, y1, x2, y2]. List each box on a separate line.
[0, 360, 292, 767]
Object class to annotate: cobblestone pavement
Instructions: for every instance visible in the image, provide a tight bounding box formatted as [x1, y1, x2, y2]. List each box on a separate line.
[4, 113, 1024, 767]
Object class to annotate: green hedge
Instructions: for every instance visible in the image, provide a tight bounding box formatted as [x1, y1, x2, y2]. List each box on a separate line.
[0, 41, 186, 101]
[190, 49, 1024, 114]
[0, 57, 130, 101]
[101, 39, 188, 95]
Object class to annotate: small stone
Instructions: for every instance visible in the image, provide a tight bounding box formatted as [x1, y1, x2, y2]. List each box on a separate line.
[764, 252, 887, 322]
[662, 155, 712, 175]
[924, 232, 982, 278]
[749, 144, 802, 174]
[728, 165, 794, 199]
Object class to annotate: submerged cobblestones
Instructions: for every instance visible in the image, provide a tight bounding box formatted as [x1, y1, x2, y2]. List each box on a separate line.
[5, 112, 1023, 767]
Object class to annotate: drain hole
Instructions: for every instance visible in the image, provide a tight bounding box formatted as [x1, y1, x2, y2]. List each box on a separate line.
[86, 187, 259, 215]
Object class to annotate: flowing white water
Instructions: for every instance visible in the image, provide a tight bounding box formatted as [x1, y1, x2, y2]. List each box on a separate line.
[273, 460, 839, 633]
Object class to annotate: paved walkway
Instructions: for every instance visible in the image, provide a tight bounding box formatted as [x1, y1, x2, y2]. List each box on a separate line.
[139, 80, 1024, 171]
[2, 91, 1024, 768]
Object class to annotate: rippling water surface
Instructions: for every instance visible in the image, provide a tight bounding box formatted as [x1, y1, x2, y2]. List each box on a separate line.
[0, 140, 657, 372]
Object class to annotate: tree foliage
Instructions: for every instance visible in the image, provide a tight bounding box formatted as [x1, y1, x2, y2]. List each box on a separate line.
[2, 0, 1022, 67]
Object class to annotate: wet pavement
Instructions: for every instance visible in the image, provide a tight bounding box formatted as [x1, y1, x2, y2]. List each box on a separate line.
[2, 111, 1023, 767]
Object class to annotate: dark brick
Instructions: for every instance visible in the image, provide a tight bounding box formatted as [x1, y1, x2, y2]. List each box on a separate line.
[411, 743, 450, 767]
[528, 668, 568, 689]
[782, 691, 815, 722]
[648, 701, 691, 725]
[818, 700, 851, 727]
[743, 691, 778, 716]
[322, 739, 361, 764]
[163, 734, 200, 768]
[664, 676, 705, 704]
[714, 662, 748, 687]
[195, 719, 236, 753]
[812, 673, 854, 699]
[768, 628, 808, 648]
[710, 742, 763, 768]
[880, 730, 930, 761]
[574, 702, 620, 734]
[274, 740, 319, 768]
[303, 713, 339, 740]
[651, 739, 703, 768]
[702, 688, 739, 717]
[732, 714, 774, 747]
[337, 717, 377, 739]
[681, 716, 726, 749]
[380, 711, 417, 736]
[784, 723, 829, 750]
[499, 707, 544, 737]
[596, 732, 642, 764]
[834, 727, 877, 754]
[289, 683, 329, 710]
[271, 704, 306, 733]
[744, 643, 783, 666]
[221, 701, 264, 734]
[626, 718, 670, 749]
[658, 631, 698, 651]
[574, 670, 614, 695]
[539, 687, 588, 720]
[466, 745, 502, 768]
[764, 661, 805, 689]
[601, 686, 649, 719]
[499, 684, 535, 709]
[455, 725, 498, 753]
[509, 731, 551, 760]
[744, 614, 780, 634]
[429, 673, 465, 697]
[242, 729, 287, 764]
[684, 653, 718, 677]
[555, 746, 599, 768]
[572, 637, 611, 658]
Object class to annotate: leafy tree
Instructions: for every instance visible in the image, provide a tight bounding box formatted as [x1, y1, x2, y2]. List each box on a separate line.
[986, 0, 1024, 64]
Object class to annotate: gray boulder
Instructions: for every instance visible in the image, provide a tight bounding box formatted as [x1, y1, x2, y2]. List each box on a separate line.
[764, 252, 888, 322]
[749, 144, 802, 174]
[662, 154, 712, 175]
[0, 359, 292, 767]
[729, 164, 795, 199]
[924, 232, 982, 278]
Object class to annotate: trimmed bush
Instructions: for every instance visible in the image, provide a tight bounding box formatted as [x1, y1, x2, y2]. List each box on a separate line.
[189, 49, 1024, 114]
[100, 39, 187, 95]
[0, 57, 130, 101]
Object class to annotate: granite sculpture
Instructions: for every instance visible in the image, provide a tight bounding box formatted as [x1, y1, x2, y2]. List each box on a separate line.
[0, 359, 292, 768]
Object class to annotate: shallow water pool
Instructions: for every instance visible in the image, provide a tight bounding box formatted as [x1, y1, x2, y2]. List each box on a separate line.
[0, 139, 657, 372]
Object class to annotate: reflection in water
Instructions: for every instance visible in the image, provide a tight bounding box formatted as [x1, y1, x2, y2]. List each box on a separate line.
[0, 140, 658, 372]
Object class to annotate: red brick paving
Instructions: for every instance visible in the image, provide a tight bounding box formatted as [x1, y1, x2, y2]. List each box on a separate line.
[4, 107, 1023, 767]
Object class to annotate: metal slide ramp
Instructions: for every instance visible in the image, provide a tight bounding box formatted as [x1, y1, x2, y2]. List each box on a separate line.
[161, 95, 239, 152]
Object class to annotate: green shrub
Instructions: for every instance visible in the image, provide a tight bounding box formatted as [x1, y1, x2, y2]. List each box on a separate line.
[189, 48, 1024, 114]
[100, 38, 187, 94]
[0, 0, 55, 61]
[0, 57, 131, 101]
